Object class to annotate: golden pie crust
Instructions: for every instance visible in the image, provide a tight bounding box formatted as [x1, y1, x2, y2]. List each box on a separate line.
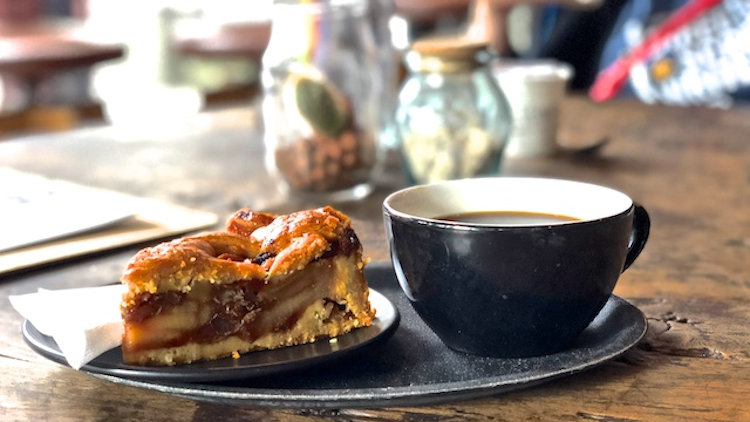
[119, 206, 374, 366]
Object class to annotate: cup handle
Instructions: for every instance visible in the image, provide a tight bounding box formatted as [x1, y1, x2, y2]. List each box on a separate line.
[623, 204, 650, 271]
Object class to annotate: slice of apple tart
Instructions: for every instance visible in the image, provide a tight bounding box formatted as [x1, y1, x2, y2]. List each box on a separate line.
[119, 206, 374, 366]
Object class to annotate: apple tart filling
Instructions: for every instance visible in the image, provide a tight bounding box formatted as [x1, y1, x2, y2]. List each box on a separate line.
[119, 207, 374, 366]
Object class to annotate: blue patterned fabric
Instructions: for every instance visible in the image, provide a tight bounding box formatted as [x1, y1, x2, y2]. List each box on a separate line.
[530, 0, 750, 106]
[598, 0, 750, 107]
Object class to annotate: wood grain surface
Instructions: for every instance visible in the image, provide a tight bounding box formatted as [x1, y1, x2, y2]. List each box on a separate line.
[1, 96, 748, 421]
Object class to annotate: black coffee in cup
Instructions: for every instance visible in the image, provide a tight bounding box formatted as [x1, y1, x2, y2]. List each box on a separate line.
[438, 211, 580, 225]
[383, 177, 649, 358]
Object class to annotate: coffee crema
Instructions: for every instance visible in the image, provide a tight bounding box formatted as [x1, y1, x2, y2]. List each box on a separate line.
[437, 211, 580, 225]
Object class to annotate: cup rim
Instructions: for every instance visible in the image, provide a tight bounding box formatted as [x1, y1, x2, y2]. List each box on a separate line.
[383, 177, 634, 229]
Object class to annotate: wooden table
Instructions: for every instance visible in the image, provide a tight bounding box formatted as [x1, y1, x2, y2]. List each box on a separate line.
[172, 22, 270, 62]
[1, 96, 748, 420]
[0, 19, 125, 133]
[0, 21, 124, 79]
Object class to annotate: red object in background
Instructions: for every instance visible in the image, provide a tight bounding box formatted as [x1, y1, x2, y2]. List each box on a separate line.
[0, 0, 88, 22]
[0, 0, 42, 24]
[394, 0, 470, 25]
[589, 0, 723, 102]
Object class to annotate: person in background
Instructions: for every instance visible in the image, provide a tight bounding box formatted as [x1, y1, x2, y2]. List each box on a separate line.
[510, 0, 625, 90]
[520, 0, 750, 107]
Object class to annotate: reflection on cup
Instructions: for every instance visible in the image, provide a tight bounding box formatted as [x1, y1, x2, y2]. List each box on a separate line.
[493, 60, 573, 158]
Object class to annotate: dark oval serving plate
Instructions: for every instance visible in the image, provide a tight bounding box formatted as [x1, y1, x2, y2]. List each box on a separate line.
[23, 262, 646, 408]
[23, 288, 399, 382]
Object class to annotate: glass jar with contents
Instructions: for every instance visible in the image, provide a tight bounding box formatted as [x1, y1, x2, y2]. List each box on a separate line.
[261, 0, 381, 201]
[395, 38, 512, 184]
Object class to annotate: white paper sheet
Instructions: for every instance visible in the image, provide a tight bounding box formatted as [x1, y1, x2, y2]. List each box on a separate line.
[0, 167, 139, 252]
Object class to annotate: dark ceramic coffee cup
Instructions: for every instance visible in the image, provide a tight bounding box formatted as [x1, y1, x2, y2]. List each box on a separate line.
[383, 177, 649, 358]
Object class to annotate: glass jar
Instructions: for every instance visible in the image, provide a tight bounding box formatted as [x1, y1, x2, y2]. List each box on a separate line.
[395, 38, 512, 185]
[261, 0, 381, 201]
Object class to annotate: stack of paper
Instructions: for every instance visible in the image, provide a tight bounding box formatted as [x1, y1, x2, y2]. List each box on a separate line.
[0, 167, 218, 274]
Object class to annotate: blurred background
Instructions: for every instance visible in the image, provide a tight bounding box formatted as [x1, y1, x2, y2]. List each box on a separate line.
[0, 0, 618, 138]
[1, 0, 747, 138]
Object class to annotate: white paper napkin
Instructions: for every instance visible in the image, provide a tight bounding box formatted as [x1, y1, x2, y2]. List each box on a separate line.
[10, 284, 126, 369]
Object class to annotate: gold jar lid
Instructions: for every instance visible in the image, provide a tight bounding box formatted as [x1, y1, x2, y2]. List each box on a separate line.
[406, 37, 489, 73]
